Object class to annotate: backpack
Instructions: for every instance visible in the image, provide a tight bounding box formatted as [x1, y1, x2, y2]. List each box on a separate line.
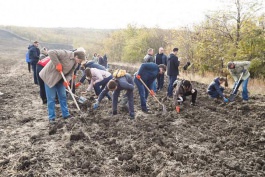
[113, 69, 126, 78]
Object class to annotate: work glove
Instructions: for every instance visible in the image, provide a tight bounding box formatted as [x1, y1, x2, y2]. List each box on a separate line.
[72, 75, 77, 80]
[223, 97, 229, 103]
[150, 90, 155, 96]
[177, 96, 183, 103]
[242, 69, 247, 74]
[93, 99, 99, 109]
[63, 81, 69, 88]
[75, 82, 82, 88]
[136, 75, 141, 79]
[56, 63, 63, 72]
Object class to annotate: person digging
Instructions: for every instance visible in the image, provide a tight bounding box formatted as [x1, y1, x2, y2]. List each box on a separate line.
[93, 70, 135, 119]
[39, 49, 86, 124]
[134, 63, 166, 113]
[207, 77, 229, 103]
[227, 61, 250, 102]
[173, 79, 197, 108]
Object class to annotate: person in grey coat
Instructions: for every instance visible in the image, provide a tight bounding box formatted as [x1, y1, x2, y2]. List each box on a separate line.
[39, 49, 86, 123]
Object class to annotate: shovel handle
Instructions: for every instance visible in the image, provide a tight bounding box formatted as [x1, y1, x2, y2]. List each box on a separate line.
[60, 71, 80, 111]
[138, 78, 164, 106]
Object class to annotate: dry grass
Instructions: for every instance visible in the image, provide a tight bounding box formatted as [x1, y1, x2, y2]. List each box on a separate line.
[109, 62, 265, 95]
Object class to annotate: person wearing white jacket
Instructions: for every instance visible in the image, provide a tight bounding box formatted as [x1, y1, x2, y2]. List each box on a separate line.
[85, 68, 112, 100]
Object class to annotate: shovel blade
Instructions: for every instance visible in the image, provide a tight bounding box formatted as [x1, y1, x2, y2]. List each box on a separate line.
[162, 104, 167, 114]
[229, 94, 236, 102]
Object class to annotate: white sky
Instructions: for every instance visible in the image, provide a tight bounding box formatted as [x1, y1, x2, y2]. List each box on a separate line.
[0, 0, 262, 29]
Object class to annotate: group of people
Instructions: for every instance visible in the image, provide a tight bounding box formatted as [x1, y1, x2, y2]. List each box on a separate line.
[25, 42, 251, 123]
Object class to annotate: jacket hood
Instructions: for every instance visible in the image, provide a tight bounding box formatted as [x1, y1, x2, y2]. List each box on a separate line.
[28, 45, 34, 49]
[214, 77, 220, 84]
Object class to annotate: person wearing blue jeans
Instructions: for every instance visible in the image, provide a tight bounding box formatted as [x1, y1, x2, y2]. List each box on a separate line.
[39, 49, 86, 123]
[227, 61, 251, 101]
[134, 63, 166, 113]
[207, 77, 229, 102]
[167, 48, 180, 97]
[45, 81, 69, 119]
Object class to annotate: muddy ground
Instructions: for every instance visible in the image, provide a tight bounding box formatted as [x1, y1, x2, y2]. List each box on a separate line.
[0, 40, 265, 176]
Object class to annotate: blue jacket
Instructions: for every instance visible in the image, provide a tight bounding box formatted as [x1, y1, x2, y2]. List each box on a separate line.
[167, 53, 179, 76]
[25, 51, 30, 63]
[136, 63, 159, 85]
[155, 53, 167, 66]
[28, 45, 40, 64]
[207, 77, 224, 98]
[98, 73, 134, 112]
[79, 61, 106, 83]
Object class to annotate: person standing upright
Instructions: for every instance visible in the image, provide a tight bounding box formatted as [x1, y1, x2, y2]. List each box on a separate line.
[167, 48, 179, 98]
[155, 47, 167, 91]
[143, 48, 156, 92]
[29, 41, 40, 85]
[92, 53, 99, 64]
[143, 48, 154, 63]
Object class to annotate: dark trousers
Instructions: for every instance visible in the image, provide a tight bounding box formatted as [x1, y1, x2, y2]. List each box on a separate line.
[31, 63, 38, 85]
[183, 89, 197, 103]
[157, 73, 164, 90]
[36, 65, 47, 103]
[27, 62, 31, 73]
[167, 75, 177, 97]
[94, 75, 112, 100]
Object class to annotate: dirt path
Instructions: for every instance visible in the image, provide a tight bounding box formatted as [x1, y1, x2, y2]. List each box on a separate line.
[0, 55, 264, 176]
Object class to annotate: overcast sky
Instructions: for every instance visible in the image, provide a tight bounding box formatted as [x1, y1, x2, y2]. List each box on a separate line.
[0, 0, 263, 29]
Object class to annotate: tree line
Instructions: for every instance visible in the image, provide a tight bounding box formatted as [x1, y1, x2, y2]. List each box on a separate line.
[1, 0, 264, 78]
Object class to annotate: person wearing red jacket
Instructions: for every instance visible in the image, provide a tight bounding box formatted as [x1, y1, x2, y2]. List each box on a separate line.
[36, 56, 50, 104]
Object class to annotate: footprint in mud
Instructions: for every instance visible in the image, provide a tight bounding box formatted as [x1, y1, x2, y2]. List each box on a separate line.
[48, 125, 57, 135]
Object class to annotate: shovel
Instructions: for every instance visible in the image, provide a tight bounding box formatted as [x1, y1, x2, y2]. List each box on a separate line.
[229, 72, 244, 102]
[60, 71, 80, 111]
[138, 78, 167, 114]
[66, 89, 87, 104]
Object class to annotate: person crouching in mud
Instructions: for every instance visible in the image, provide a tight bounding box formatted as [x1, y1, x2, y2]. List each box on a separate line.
[173, 79, 197, 106]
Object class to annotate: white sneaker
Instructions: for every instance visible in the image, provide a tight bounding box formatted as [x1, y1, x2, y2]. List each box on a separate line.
[243, 100, 248, 102]
[0, 92, 3, 96]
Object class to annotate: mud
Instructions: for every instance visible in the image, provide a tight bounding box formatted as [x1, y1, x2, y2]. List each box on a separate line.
[0, 49, 264, 176]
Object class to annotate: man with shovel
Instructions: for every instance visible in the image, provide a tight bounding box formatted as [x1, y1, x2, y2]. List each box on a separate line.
[227, 61, 250, 102]
[39, 49, 86, 123]
[134, 63, 166, 113]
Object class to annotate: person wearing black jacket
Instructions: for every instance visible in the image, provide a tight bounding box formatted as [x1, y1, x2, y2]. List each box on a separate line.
[155, 47, 167, 91]
[167, 48, 179, 97]
[28, 41, 40, 85]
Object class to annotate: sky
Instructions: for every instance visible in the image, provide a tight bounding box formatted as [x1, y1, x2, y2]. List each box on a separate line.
[0, 0, 263, 29]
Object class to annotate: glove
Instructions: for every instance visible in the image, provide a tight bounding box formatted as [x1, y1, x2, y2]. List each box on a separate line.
[223, 97, 229, 103]
[72, 75, 77, 80]
[63, 81, 69, 88]
[150, 90, 155, 96]
[75, 82, 81, 88]
[242, 69, 247, 74]
[93, 103, 99, 109]
[56, 63, 63, 72]
[136, 75, 141, 79]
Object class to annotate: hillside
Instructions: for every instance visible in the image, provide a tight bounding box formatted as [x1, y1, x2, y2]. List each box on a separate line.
[0, 26, 115, 54]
